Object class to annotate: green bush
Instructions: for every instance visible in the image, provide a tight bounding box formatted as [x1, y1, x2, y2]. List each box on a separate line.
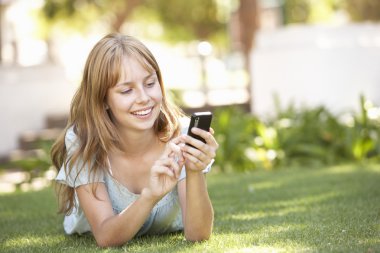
[211, 106, 258, 172]
[212, 95, 380, 171]
[0, 140, 53, 184]
[345, 95, 380, 161]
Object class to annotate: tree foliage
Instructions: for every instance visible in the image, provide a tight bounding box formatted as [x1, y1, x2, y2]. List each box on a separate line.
[145, 0, 225, 41]
[344, 0, 380, 21]
[282, 0, 380, 24]
[212, 95, 380, 172]
[41, 0, 226, 42]
[42, 0, 143, 32]
[283, 0, 311, 24]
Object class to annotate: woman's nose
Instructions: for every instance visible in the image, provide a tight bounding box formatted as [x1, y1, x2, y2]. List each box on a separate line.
[136, 87, 149, 103]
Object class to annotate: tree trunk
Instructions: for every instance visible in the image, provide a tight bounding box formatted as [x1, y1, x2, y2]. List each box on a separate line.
[237, 0, 259, 112]
[111, 0, 142, 32]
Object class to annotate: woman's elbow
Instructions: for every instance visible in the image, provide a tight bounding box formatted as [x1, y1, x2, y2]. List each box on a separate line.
[184, 230, 212, 242]
[96, 238, 117, 248]
[96, 239, 112, 248]
[96, 239, 125, 248]
[95, 234, 130, 248]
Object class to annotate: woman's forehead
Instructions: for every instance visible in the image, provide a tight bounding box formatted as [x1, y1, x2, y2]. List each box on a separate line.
[117, 56, 156, 83]
[124, 54, 154, 70]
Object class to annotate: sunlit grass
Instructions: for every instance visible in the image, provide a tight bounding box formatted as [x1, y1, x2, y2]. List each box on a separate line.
[0, 164, 379, 252]
[3, 235, 62, 249]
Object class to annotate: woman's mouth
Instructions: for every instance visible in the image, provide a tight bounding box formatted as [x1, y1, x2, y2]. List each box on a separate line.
[130, 107, 153, 117]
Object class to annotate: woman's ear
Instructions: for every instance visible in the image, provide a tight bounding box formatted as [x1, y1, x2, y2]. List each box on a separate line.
[104, 104, 110, 110]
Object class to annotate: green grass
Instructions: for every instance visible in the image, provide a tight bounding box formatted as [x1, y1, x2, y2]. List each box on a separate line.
[1, 164, 379, 252]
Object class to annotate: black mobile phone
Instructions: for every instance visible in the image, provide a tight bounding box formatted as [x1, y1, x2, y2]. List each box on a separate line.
[187, 111, 213, 145]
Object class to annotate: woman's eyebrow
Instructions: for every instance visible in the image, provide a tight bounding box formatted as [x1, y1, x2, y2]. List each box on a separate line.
[144, 73, 157, 81]
[116, 73, 156, 87]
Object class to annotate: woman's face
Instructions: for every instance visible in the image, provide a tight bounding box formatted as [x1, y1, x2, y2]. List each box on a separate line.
[105, 57, 163, 134]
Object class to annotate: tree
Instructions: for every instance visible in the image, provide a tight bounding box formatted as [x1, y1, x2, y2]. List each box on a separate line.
[237, 0, 259, 71]
[41, 0, 227, 41]
[236, 0, 259, 111]
[344, 0, 380, 21]
[146, 0, 225, 42]
[281, 0, 380, 24]
[42, 0, 144, 32]
[40, 0, 228, 61]
[283, 0, 310, 24]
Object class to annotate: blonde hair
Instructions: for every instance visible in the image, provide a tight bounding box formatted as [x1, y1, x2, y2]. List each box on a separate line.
[51, 33, 184, 214]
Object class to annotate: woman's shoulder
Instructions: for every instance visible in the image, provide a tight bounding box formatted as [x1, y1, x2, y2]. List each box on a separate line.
[64, 125, 79, 148]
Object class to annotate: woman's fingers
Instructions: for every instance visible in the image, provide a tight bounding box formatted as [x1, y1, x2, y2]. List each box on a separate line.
[181, 136, 216, 160]
[156, 129, 218, 175]
[183, 152, 207, 169]
[188, 127, 218, 149]
[170, 135, 182, 145]
[153, 164, 174, 178]
[181, 144, 211, 164]
[169, 142, 184, 163]
[162, 140, 184, 161]
[178, 127, 219, 171]
[155, 156, 181, 179]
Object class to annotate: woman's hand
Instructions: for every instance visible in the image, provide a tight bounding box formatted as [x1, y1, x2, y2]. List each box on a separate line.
[145, 138, 184, 201]
[180, 127, 219, 172]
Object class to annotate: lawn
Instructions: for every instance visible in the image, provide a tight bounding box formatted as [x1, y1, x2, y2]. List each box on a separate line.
[0, 164, 379, 253]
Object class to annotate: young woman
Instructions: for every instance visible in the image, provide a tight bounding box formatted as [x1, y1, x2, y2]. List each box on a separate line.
[51, 33, 218, 247]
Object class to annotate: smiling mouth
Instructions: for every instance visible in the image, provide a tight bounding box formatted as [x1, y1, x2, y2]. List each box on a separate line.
[131, 107, 153, 116]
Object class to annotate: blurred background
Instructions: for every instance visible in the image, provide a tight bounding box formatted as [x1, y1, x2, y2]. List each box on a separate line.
[1, 0, 380, 191]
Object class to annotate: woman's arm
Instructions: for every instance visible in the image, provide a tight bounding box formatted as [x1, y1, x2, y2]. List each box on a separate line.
[178, 127, 218, 241]
[178, 172, 214, 241]
[76, 183, 158, 247]
[76, 141, 184, 247]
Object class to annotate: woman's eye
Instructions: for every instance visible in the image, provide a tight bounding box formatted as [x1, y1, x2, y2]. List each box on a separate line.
[121, 89, 132, 94]
[146, 81, 156, 87]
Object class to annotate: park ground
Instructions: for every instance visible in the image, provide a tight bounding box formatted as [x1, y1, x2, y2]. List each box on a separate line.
[0, 163, 379, 253]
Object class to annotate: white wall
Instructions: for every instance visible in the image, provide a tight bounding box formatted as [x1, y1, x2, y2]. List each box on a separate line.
[251, 23, 380, 117]
[0, 65, 77, 156]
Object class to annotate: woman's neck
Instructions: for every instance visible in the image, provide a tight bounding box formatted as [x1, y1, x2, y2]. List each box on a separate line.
[118, 128, 162, 157]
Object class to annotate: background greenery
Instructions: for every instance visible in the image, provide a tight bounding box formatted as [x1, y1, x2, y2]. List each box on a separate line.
[283, 0, 380, 24]
[40, 0, 380, 37]
[212, 94, 380, 172]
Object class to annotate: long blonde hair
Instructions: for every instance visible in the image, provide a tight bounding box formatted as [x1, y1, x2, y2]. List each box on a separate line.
[51, 33, 184, 214]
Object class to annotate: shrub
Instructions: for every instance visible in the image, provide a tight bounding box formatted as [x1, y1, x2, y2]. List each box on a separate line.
[212, 95, 380, 171]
